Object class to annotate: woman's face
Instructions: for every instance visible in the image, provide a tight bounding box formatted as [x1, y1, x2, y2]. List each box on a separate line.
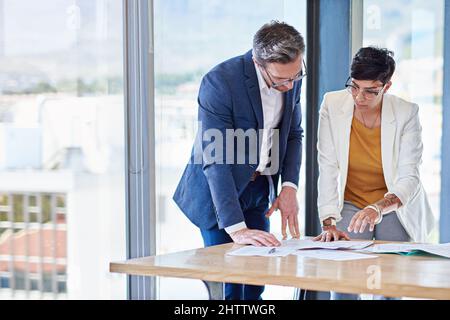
[350, 78, 392, 111]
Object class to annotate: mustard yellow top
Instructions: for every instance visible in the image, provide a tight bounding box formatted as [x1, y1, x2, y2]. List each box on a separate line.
[344, 116, 388, 209]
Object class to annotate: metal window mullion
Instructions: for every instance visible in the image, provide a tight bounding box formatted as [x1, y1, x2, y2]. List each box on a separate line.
[147, 0, 156, 262]
[124, 0, 156, 300]
[134, 3, 143, 299]
[304, 0, 352, 300]
[305, 0, 352, 238]
[305, 0, 321, 238]
[441, 0, 450, 243]
[350, 0, 364, 57]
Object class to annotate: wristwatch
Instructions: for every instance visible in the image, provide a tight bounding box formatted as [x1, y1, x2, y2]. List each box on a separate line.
[384, 193, 398, 206]
[384, 193, 397, 201]
[322, 218, 336, 229]
[365, 204, 383, 224]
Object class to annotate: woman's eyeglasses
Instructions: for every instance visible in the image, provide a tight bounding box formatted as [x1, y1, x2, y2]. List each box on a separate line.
[345, 77, 386, 100]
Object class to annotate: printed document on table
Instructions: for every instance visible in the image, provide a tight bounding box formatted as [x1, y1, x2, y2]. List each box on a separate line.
[227, 239, 374, 257]
[370, 243, 450, 258]
[226, 246, 297, 257]
[370, 243, 419, 253]
[283, 239, 374, 250]
[292, 249, 378, 261]
[417, 243, 450, 258]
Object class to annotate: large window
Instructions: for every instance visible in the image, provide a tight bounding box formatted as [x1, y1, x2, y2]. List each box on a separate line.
[0, 0, 126, 299]
[362, 0, 444, 242]
[154, 0, 307, 299]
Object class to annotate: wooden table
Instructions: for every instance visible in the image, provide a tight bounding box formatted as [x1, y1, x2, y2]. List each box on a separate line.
[110, 242, 450, 300]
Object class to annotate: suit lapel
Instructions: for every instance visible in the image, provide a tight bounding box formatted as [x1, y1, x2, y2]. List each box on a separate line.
[381, 95, 396, 188]
[338, 94, 355, 185]
[275, 89, 294, 166]
[243, 51, 264, 129]
[243, 50, 298, 170]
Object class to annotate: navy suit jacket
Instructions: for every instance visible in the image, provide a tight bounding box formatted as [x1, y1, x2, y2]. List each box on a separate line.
[173, 50, 303, 230]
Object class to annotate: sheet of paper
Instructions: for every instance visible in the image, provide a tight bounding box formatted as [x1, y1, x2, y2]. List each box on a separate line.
[283, 239, 374, 250]
[227, 242, 450, 258]
[226, 246, 297, 257]
[370, 243, 418, 253]
[413, 243, 450, 258]
[371, 243, 450, 258]
[292, 249, 378, 261]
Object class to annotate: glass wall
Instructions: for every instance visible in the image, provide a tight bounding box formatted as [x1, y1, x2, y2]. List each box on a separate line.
[362, 0, 444, 242]
[0, 0, 126, 299]
[154, 0, 307, 299]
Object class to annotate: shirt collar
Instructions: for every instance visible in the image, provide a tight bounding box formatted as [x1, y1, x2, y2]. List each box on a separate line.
[254, 62, 269, 92]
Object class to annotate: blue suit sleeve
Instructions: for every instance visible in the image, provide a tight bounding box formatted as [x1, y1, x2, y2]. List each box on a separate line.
[198, 71, 245, 230]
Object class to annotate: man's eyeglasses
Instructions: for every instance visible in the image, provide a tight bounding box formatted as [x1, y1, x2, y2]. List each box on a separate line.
[261, 60, 307, 88]
[345, 77, 386, 100]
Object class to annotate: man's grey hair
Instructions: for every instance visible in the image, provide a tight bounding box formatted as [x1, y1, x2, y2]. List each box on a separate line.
[252, 20, 305, 66]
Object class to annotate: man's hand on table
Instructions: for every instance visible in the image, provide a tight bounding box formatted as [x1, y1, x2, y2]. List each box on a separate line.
[265, 185, 300, 240]
[229, 228, 281, 247]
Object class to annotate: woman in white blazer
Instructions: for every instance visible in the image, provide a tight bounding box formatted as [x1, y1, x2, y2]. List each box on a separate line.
[313, 47, 435, 300]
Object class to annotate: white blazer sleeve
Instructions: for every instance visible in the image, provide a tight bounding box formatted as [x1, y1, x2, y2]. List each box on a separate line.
[317, 94, 343, 223]
[389, 104, 423, 206]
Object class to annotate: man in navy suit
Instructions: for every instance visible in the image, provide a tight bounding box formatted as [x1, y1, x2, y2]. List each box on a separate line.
[173, 21, 305, 300]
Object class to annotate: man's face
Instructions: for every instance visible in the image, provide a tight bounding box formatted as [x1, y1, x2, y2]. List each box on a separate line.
[261, 55, 304, 93]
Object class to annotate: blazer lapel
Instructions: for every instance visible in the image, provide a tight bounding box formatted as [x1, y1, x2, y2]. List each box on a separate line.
[381, 95, 396, 188]
[338, 94, 355, 186]
[243, 51, 264, 129]
[276, 90, 295, 165]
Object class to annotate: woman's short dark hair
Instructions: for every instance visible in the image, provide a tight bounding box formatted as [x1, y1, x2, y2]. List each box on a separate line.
[351, 47, 396, 84]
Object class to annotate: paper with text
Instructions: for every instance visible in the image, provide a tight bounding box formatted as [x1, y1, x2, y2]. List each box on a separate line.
[226, 246, 297, 257]
[371, 243, 450, 258]
[292, 249, 378, 261]
[283, 239, 374, 250]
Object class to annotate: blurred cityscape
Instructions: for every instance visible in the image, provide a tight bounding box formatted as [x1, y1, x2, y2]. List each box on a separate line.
[0, 0, 126, 299]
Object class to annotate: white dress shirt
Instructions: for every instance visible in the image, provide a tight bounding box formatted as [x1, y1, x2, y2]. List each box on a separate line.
[225, 64, 298, 234]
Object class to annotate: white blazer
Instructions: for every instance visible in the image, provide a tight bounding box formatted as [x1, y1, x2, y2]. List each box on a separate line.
[317, 89, 435, 242]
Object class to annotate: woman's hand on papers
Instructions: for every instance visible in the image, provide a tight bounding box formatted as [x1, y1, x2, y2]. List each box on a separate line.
[229, 228, 281, 247]
[348, 207, 379, 233]
[313, 226, 350, 242]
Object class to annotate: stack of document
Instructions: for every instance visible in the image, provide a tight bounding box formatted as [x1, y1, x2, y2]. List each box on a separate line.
[227, 239, 376, 261]
[226, 245, 298, 257]
[367, 243, 450, 258]
[226, 240, 450, 260]
[283, 239, 373, 250]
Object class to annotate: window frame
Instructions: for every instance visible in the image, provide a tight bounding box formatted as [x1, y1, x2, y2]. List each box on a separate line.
[440, 0, 450, 243]
[123, 0, 157, 300]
